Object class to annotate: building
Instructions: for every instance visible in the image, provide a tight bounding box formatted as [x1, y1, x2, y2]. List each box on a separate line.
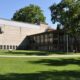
[27, 30, 65, 52]
[0, 18, 80, 52]
[0, 18, 49, 50]
[27, 30, 80, 52]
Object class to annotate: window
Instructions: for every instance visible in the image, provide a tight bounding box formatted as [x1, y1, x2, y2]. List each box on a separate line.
[48, 33, 53, 38]
[1, 45, 2, 49]
[0, 45, 2, 49]
[10, 45, 12, 49]
[50, 38, 53, 43]
[7, 45, 9, 49]
[4, 45, 6, 49]
[36, 36, 40, 43]
[13, 46, 15, 50]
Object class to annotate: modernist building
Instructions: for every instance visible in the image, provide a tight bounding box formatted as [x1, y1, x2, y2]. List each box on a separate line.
[0, 18, 49, 50]
[27, 30, 66, 52]
[0, 18, 80, 52]
[28, 30, 80, 52]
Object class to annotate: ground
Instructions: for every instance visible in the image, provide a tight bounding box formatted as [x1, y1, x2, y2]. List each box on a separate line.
[0, 50, 80, 56]
[0, 50, 80, 80]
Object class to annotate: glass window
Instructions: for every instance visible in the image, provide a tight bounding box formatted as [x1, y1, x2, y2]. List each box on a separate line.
[41, 35, 43, 39]
[50, 33, 53, 38]
[50, 38, 53, 43]
[7, 45, 9, 49]
[13, 46, 15, 50]
[4, 45, 6, 49]
[10, 45, 12, 49]
[45, 34, 47, 38]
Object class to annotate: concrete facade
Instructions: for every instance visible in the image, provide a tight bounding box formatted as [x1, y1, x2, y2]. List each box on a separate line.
[0, 19, 49, 50]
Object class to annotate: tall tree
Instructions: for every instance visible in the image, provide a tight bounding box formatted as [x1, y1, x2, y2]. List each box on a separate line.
[50, 0, 80, 51]
[12, 4, 45, 24]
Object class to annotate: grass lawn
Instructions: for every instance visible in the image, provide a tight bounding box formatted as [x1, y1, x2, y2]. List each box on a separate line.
[0, 50, 51, 56]
[0, 50, 80, 56]
[0, 57, 80, 80]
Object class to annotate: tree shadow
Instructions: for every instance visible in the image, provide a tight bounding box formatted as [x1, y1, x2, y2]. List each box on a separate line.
[4, 50, 67, 56]
[5, 50, 49, 56]
[0, 70, 80, 80]
[29, 58, 80, 66]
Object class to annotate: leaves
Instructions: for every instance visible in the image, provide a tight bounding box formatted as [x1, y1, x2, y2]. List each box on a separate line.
[50, 0, 80, 34]
[12, 4, 45, 24]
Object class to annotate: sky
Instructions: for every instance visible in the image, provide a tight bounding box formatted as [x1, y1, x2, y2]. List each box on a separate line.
[0, 0, 61, 29]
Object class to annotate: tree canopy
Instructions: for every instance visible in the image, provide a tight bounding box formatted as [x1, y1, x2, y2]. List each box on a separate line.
[50, 0, 80, 51]
[12, 4, 45, 24]
[50, 0, 80, 34]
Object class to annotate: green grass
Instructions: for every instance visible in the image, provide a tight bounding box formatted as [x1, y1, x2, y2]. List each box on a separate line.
[0, 57, 80, 80]
[0, 50, 80, 56]
[0, 50, 50, 56]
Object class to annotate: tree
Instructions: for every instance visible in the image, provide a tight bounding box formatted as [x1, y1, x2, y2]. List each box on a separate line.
[50, 0, 80, 51]
[12, 4, 45, 24]
[57, 24, 61, 30]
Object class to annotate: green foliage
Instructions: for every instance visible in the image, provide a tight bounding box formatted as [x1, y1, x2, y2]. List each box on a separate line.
[57, 24, 61, 30]
[12, 4, 45, 24]
[50, 0, 80, 34]
[50, 0, 80, 51]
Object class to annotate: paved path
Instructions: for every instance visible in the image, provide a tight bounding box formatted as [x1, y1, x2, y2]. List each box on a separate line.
[0, 54, 80, 58]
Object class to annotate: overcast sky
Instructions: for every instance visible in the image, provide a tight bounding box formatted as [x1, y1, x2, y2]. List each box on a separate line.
[0, 0, 61, 29]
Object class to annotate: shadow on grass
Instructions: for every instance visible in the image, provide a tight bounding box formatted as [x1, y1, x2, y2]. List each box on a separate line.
[5, 50, 67, 55]
[5, 50, 49, 56]
[29, 58, 80, 66]
[0, 70, 80, 80]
